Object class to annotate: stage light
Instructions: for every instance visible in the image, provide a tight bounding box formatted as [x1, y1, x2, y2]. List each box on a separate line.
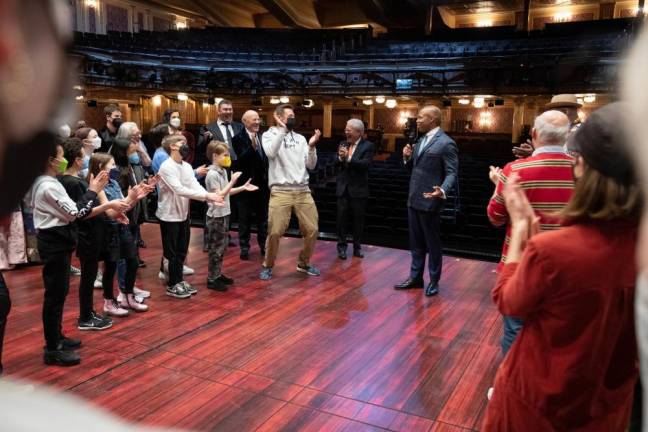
[375, 96, 385, 104]
[583, 94, 596, 104]
[458, 98, 470, 105]
[177, 93, 188, 101]
[270, 97, 280, 104]
[303, 98, 314, 108]
[152, 95, 162, 106]
[385, 99, 397, 109]
[473, 97, 485, 108]
[362, 99, 373, 106]
[280, 96, 289, 103]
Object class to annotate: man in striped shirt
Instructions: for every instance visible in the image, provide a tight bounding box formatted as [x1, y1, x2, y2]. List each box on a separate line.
[487, 110, 575, 355]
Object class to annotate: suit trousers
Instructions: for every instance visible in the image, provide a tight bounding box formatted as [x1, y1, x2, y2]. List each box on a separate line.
[236, 191, 269, 253]
[263, 190, 318, 269]
[336, 190, 367, 250]
[408, 207, 442, 283]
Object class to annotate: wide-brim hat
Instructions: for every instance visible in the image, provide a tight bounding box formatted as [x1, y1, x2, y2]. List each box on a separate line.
[545, 94, 582, 109]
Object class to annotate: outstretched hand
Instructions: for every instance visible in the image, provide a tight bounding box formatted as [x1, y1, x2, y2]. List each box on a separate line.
[423, 186, 444, 199]
[309, 129, 322, 147]
[242, 179, 259, 192]
[273, 113, 287, 130]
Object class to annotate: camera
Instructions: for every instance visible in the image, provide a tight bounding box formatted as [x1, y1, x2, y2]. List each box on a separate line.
[403, 118, 418, 145]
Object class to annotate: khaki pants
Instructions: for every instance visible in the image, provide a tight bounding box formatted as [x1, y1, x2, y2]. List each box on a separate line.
[263, 190, 319, 268]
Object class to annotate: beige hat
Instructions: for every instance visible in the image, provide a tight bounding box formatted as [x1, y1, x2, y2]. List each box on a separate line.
[545, 94, 582, 109]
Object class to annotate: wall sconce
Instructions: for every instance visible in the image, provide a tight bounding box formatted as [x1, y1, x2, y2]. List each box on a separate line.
[152, 95, 162, 106]
[177, 93, 188, 101]
[270, 97, 280, 104]
[554, 12, 573, 23]
[175, 21, 187, 30]
[473, 97, 485, 108]
[399, 111, 409, 124]
[385, 99, 397, 109]
[86, 0, 97, 8]
[458, 98, 470, 105]
[279, 96, 290, 103]
[479, 111, 493, 128]
[583, 94, 596, 104]
[375, 96, 385, 104]
[362, 99, 373, 106]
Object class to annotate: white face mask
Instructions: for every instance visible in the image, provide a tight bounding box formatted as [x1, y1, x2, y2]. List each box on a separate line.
[90, 137, 102, 149]
[170, 118, 181, 129]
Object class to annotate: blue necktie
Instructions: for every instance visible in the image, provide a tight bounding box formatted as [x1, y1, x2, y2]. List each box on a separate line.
[417, 135, 430, 156]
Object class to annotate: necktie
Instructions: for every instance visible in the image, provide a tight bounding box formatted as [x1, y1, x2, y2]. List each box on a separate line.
[222, 122, 235, 160]
[348, 143, 356, 160]
[417, 135, 430, 156]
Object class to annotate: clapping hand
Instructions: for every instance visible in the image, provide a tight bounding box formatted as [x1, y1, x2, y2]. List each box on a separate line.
[403, 144, 413, 160]
[423, 186, 444, 199]
[512, 141, 533, 159]
[503, 173, 539, 240]
[309, 129, 322, 147]
[231, 171, 242, 183]
[88, 170, 109, 193]
[115, 213, 130, 225]
[242, 179, 259, 192]
[489, 165, 502, 185]
[338, 146, 348, 159]
[109, 199, 131, 212]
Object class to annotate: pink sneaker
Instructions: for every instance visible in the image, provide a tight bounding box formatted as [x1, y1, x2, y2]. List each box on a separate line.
[103, 299, 129, 317]
[120, 293, 149, 312]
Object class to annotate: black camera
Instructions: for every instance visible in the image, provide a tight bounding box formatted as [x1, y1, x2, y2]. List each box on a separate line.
[403, 118, 418, 145]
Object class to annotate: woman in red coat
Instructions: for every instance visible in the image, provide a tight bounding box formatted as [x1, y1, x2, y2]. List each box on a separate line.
[483, 103, 642, 431]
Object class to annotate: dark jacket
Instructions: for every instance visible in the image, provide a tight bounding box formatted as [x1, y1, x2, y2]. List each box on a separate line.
[335, 139, 375, 198]
[405, 129, 458, 213]
[231, 129, 269, 192]
[98, 126, 116, 153]
[196, 120, 244, 167]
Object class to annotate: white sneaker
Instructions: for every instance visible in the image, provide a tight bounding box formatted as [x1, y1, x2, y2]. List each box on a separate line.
[133, 287, 151, 298]
[183, 265, 194, 275]
[70, 265, 82, 276]
[487, 387, 494, 401]
[158, 271, 168, 281]
[117, 292, 145, 304]
[93, 273, 103, 289]
[103, 299, 129, 317]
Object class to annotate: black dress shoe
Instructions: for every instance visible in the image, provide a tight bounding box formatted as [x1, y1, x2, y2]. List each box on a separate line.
[207, 279, 228, 292]
[394, 278, 424, 290]
[353, 249, 364, 258]
[218, 274, 234, 285]
[425, 282, 439, 297]
[240, 250, 250, 261]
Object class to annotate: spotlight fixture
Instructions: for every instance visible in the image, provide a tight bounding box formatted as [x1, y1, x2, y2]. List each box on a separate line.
[375, 95, 385, 104]
[362, 99, 373, 106]
[458, 98, 470, 105]
[177, 93, 189, 101]
[279, 96, 289, 103]
[583, 94, 596, 104]
[385, 98, 397, 109]
[303, 98, 314, 108]
[270, 97, 280, 104]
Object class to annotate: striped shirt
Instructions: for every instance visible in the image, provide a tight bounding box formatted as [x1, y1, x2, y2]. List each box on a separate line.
[487, 151, 574, 271]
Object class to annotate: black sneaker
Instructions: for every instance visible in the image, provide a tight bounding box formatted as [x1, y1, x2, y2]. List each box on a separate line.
[60, 336, 82, 350]
[218, 274, 234, 285]
[207, 279, 228, 292]
[78, 313, 113, 331]
[44, 344, 81, 366]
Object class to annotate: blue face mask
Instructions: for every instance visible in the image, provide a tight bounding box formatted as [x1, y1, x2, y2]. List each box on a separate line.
[82, 155, 90, 171]
[109, 167, 121, 181]
[128, 152, 141, 165]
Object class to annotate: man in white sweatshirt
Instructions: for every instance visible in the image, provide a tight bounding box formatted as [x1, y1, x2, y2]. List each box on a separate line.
[259, 104, 322, 280]
[156, 135, 223, 299]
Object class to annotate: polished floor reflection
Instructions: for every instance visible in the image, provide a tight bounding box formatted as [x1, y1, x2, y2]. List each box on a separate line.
[3, 223, 501, 431]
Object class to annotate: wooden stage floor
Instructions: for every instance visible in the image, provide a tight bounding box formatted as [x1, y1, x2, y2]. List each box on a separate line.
[2, 223, 501, 431]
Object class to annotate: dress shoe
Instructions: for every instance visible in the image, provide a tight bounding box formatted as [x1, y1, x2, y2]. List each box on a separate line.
[393, 278, 424, 290]
[218, 274, 234, 285]
[44, 344, 81, 366]
[240, 250, 250, 261]
[60, 336, 82, 350]
[353, 249, 364, 258]
[337, 248, 347, 260]
[207, 279, 228, 292]
[425, 282, 439, 297]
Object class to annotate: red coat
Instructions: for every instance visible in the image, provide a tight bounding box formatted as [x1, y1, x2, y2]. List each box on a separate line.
[483, 219, 638, 431]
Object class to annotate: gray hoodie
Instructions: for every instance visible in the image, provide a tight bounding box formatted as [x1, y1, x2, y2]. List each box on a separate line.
[261, 126, 317, 190]
[28, 175, 96, 230]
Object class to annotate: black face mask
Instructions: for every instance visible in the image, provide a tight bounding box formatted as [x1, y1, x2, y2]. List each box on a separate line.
[286, 117, 296, 131]
[179, 144, 190, 159]
[112, 118, 123, 130]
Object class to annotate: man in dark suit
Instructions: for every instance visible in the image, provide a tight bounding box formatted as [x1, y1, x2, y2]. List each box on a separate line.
[336, 119, 375, 260]
[394, 105, 458, 297]
[196, 99, 244, 167]
[232, 110, 270, 260]
[197, 99, 244, 249]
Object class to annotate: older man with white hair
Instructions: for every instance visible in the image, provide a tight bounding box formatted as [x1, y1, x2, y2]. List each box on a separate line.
[335, 119, 375, 259]
[232, 110, 269, 260]
[487, 109, 575, 356]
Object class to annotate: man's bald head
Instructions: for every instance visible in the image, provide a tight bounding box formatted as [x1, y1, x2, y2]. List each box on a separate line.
[241, 110, 260, 133]
[416, 105, 443, 134]
[532, 110, 570, 147]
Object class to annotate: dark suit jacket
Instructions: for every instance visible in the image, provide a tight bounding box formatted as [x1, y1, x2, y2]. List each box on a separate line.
[196, 120, 244, 166]
[231, 129, 269, 193]
[405, 129, 458, 213]
[336, 139, 375, 198]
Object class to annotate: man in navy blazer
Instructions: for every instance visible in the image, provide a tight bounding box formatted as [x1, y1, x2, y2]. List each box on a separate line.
[394, 105, 458, 296]
[232, 110, 270, 260]
[336, 119, 375, 259]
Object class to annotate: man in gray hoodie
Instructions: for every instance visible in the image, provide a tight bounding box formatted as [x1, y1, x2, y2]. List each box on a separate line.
[259, 104, 321, 281]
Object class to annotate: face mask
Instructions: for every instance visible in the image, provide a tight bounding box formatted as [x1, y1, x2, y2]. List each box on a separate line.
[219, 156, 232, 168]
[286, 117, 296, 131]
[55, 157, 68, 174]
[109, 167, 121, 181]
[179, 144, 190, 159]
[58, 124, 71, 138]
[128, 152, 141, 165]
[112, 118, 123, 129]
[82, 155, 90, 171]
[90, 137, 102, 149]
[170, 118, 181, 129]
